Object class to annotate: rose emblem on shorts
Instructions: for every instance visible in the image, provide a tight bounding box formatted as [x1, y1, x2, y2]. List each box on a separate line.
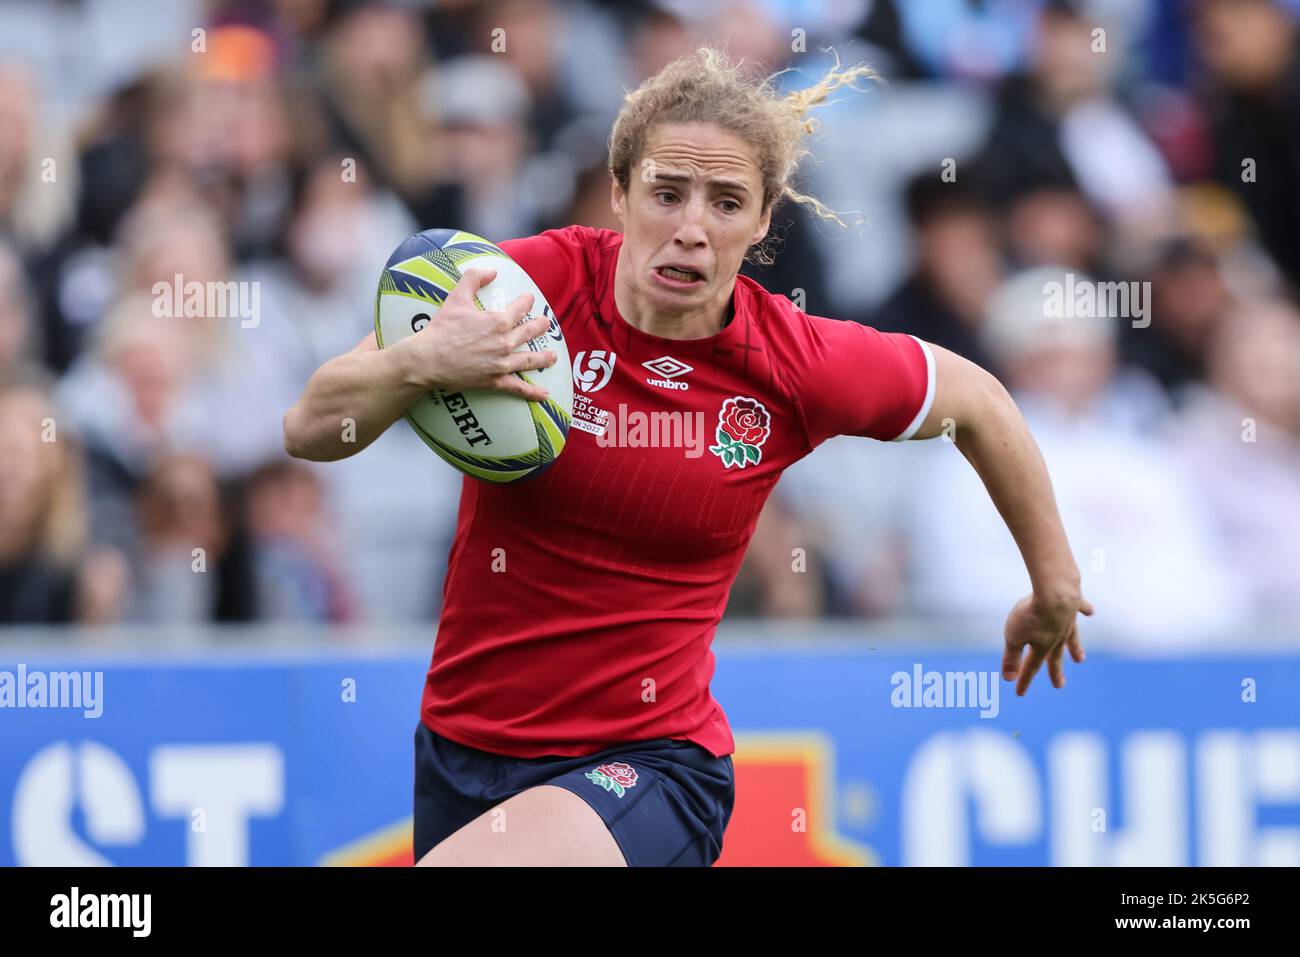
[709, 396, 771, 469]
[585, 762, 638, 798]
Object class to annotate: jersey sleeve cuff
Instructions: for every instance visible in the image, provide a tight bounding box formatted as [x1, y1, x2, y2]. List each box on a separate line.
[888, 335, 937, 442]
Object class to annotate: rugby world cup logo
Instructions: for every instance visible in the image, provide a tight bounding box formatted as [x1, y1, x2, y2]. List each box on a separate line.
[709, 396, 771, 469]
[585, 762, 638, 798]
[572, 350, 616, 393]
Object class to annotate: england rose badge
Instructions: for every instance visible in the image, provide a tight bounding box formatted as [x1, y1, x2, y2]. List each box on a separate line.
[585, 762, 638, 798]
[709, 396, 771, 469]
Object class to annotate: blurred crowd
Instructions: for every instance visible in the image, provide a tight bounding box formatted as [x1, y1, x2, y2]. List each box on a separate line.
[0, 0, 1297, 645]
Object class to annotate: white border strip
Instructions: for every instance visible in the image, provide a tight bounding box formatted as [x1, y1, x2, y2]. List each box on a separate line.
[890, 335, 936, 442]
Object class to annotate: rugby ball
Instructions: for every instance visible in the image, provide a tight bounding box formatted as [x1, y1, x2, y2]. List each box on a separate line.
[373, 228, 572, 483]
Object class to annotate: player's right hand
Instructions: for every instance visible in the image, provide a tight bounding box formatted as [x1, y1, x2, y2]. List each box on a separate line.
[391, 267, 558, 402]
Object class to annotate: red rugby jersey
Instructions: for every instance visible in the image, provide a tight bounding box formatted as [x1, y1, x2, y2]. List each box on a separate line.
[420, 225, 935, 758]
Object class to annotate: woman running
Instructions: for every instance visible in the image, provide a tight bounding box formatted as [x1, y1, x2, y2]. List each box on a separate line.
[283, 47, 1094, 867]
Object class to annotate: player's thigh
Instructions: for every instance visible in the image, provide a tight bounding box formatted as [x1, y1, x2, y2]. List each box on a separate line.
[416, 784, 627, 867]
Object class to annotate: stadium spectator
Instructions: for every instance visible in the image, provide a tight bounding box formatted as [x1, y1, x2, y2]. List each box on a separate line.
[1194, 0, 1300, 288]
[250, 153, 417, 378]
[114, 192, 297, 475]
[490, 0, 588, 156]
[55, 295, 196, 556]
[0, 63, 77, 258]
[1001, 182, 1107, 274]
[0, 241, 41, 387]
[1117, 237, 1232, 402]
[245, 460, 353, 623]
[624, 4, 697, 84]
[423, 0, 493, 63]
[32, 74, 156, 373]
[0, 383, 123, 623]
[901, 266, 1249, 645]
[0, 0, 1297, 641]
[139, 37, 299, 263]
[771, 434, 926, 620]
[868, 171, 1004, 374]
[710, 1, 789, 77]
[846, 0, 926, 81]
[414, 55, 550, 240]
[1166, 298, 1300, 627]
[728, 491, 830, 619]
[973, 2, 1176, 248]
[130, 453, 231, 623]
[561, 160, 625, 233]
[316, 3, 432, 209]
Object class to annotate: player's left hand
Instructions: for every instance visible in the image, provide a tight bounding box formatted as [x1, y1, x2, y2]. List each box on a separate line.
[1001, 591, 1094, 696]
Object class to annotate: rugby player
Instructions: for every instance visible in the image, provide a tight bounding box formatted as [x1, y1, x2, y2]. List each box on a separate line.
[283, 48, 1093, 866]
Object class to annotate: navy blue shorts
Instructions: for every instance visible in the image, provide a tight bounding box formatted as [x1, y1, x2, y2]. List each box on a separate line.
[413, 721, 735, 866]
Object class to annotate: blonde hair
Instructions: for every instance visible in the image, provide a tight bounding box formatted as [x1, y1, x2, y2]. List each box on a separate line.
[608, 46, 879, 265]
[0, 384, 88, 569]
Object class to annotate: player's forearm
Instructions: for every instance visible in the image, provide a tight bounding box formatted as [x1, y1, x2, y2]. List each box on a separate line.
[950, 373, 1083, 602]
[283, 346, 424, 462]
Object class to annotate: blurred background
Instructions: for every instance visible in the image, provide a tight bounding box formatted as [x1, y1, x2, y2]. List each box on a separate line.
[1, 0, 1298, 867]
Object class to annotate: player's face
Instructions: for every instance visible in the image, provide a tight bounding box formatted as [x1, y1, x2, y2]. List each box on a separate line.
[612, 121, 771, 324]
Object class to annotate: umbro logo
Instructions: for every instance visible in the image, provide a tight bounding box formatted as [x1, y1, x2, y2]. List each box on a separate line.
[642, 356, 693, 391]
